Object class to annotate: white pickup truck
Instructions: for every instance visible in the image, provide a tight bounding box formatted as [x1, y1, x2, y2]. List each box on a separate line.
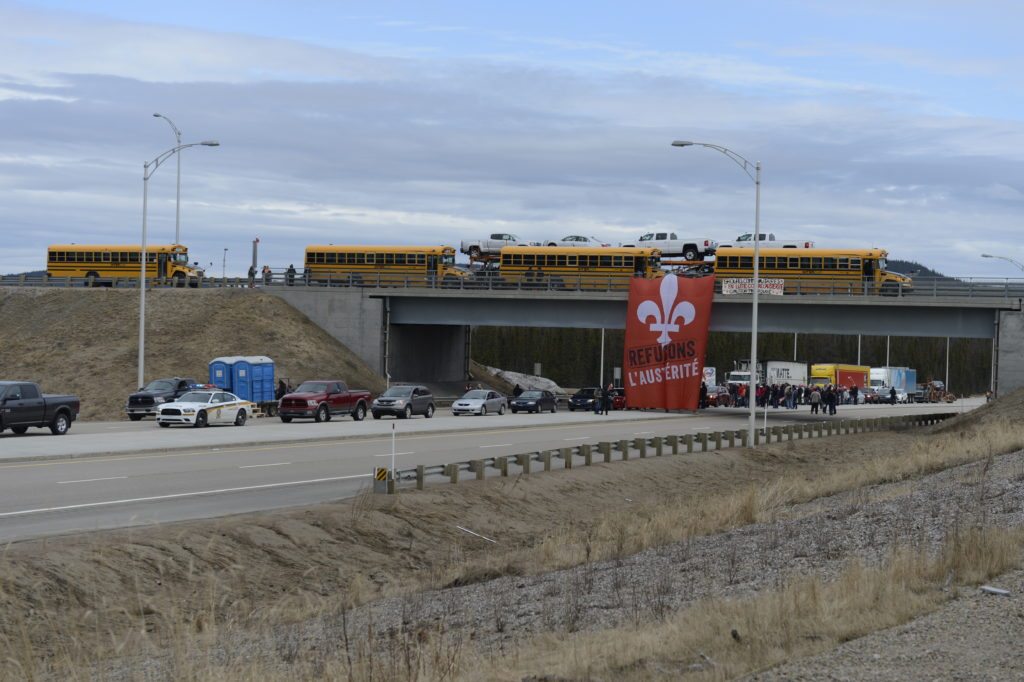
[460, 233, 523, 259]
[717, 232, 815, 249]
[621, 232, 718, 261]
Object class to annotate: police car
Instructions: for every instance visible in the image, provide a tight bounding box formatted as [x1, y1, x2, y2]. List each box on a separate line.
[156, 390, 255, 428]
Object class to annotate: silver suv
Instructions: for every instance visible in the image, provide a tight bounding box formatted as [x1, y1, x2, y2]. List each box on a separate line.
[371, 385, 435, 419]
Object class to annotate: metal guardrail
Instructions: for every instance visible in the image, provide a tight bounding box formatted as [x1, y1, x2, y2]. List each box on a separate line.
[378, 412, 956, 493]
[3, 272, 1024, 300]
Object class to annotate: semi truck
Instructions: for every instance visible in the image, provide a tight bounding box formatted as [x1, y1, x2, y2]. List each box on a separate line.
[869, 367, 918, 403]
[727, 360, 808, 386]
[810, 364, 869, 389]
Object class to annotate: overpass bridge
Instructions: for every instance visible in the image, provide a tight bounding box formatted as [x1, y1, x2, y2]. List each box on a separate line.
[268, 285, 1024, 396]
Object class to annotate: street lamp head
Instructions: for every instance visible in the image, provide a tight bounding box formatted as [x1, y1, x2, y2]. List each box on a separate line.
[201, 140, 220, 147]
[153, 112, 162, 118]
[981, 254, 994, 259]
[671, 140, 694, 147]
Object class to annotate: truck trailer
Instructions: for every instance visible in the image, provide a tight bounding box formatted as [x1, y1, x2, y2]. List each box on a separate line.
[727, 360, 808, 386]
[870, 366, 918, 403]
[810, 364, 869, 389]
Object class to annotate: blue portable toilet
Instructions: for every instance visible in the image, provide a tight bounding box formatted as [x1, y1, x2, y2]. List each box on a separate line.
[231, 356, 275, 403]
[209, 356, 243, 391]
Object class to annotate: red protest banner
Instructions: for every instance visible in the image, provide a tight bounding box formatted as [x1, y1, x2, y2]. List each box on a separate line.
[623, 274, 715, 411]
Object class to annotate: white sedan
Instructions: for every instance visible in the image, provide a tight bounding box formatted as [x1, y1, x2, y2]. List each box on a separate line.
[452, 389, 506, 416]
[156, 390, 255, 428]
[545, 235, 610, 248]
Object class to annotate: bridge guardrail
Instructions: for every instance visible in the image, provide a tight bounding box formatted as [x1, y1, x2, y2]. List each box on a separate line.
[3, 271, 1024, 300]
[376, 412, 956, 493]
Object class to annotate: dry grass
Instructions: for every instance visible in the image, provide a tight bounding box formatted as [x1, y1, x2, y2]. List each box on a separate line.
[430, 415, 1024, 590]
[475, 526, 1024, 682]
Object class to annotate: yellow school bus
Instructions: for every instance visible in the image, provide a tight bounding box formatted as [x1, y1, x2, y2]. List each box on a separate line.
[303, 245, 468, 286]
[47, 244, 204, 285]
[496, 246, 664, 290]
[713, 247, 912, 296]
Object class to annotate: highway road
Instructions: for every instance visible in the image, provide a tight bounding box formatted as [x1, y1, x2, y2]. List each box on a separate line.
[0, 400, 978, 543]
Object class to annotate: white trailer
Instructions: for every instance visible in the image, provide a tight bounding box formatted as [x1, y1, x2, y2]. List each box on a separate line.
[729, 360, 807, 386]
[870, 366, 917, 402]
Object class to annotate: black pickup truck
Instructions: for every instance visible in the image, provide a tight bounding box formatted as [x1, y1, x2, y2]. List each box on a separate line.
[0, 381, 80, 436]
[126, 377, 198, 420]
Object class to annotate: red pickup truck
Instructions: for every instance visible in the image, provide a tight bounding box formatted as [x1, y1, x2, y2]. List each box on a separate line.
[278, 380, 371, 423]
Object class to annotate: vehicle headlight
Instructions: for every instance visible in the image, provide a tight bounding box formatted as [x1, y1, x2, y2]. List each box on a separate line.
[307, 400, 319, 406]
[527, 401, 536, 405]
[394, 399, 405, 407]
[182, 408, 195, 414]
[155, 396, 167, 403]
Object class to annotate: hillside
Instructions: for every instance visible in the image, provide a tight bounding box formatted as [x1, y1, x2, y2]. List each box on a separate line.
[0, 288, 385, 421]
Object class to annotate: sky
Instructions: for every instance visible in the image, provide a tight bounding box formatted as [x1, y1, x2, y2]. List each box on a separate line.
[1, 0, 1022, 277]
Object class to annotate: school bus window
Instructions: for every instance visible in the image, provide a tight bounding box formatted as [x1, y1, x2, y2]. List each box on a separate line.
[566, 255, 577, 267]
[799, 257, 810, 269]
[556, 255, 567, 267]
[811, 258, 822, 269]
[740, 256, 752, 268]
[838, 257, 848, 269]
[612, 256, 623, 267]
[589, 256, 600, 268]
[599, 255, 612, 267]
[511, 255, 522, 266]
[102, 252, 111, 262]
[824, 257, 836, 269]
[523, 255, 535, 266]
[623, 256, 633, 268]
[850, 258, 861, 269]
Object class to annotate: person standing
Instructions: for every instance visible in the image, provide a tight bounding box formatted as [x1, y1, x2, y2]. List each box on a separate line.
[602, 383, 613, 415]
[850, 384, 859, 406]
[890, 386, 898, 405]
[810, 387, 821, 414]
[699, 381, 708, 409]
[513, 383, 524, 398]
[286, 264, 296, 286]
[248, 264, 256, 288]
[261, 264, 272, 286]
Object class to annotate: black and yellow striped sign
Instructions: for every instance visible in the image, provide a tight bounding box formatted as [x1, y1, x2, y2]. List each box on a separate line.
[374, 467, 388, 481]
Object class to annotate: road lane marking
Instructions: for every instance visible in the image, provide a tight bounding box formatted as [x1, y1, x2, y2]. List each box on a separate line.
[562, 437, 590, 441]
[372, 451, 415, 457]
[57, 476, 127, 485]
[633, 431, 653, 435]
[239, 462, 291, 469]
[0, 473, 373, 519]
[479, 443, 513, 448]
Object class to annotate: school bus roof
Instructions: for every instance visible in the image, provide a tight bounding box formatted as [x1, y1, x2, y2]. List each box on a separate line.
[500, 246, 661, 256]
[305, 245, 454, 253]
[48, 244, 186, 251]
[716, 247, 889, 258]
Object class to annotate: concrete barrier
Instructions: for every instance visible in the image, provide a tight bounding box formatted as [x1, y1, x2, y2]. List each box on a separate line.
[561, 447, 573, 469]
[599, 441, 612, 463]
[684, 434, 694, 453]
[582, 444, 593, 466]
[668, 434, 679, 454]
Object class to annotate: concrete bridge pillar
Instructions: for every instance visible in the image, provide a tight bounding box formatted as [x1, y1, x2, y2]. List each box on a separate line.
[996, 309, 1024, 397]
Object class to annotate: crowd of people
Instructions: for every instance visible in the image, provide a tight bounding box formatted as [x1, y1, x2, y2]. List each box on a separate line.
[700, 381, 899, 413]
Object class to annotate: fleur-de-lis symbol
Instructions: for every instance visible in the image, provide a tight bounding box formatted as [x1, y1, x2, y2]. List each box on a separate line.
[636, 275, 695, 345]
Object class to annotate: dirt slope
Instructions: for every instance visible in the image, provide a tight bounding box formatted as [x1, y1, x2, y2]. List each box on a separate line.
[0, 288, 385, 420]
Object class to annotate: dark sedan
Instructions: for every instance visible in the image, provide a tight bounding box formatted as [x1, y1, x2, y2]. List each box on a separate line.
[510, 390, 557, 414]
[567, 387, 600, 411]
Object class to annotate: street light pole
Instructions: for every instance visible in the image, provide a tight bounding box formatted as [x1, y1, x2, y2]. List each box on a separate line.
[981, 253, 1024, 273]
[672, 140, 761, 447]
[138, 140, 220, 389]
[222, 248, 228, 279]
[153, 113, 183, 244]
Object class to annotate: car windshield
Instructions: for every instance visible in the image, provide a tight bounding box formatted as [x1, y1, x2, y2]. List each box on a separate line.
[296, 382, 329, 393]
[144, 380, 175, 392]
[462, 390, 489, 399]
[382, 387, 414, 397]
[574, 389, 596, 397]
[178, 392, 213, 403]
[520, 391, 543, 398]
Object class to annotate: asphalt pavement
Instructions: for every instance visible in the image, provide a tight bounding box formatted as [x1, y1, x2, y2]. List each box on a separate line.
[0, 399, 979, 543]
